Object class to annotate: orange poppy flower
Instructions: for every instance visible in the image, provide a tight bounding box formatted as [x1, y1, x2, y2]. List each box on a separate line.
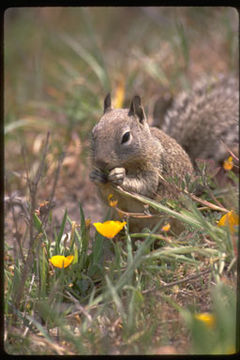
[195, 312, 216, 329]
[223, 156, 234, 171]
[161, 223, 171, 232]
[93, 220, 126, 238]
[49, 255, 74, 269]
[108, 193, 118, 207]
[217, 210, 239, 233]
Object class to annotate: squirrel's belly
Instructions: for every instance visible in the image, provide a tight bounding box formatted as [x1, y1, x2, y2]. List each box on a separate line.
[98, 182, 152, 214]
[96, 180, 183, 234]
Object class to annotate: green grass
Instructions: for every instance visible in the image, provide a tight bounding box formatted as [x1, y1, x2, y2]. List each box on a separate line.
[4, 154, 238, 354]
[4, 7, 238, 355]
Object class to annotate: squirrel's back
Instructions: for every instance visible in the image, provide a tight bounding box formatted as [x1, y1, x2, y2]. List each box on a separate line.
[157, 75, 239, 163]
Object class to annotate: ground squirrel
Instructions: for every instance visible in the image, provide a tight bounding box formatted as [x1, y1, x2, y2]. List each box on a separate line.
[89, 75, 239, 232]
[90, 93, 194, 232]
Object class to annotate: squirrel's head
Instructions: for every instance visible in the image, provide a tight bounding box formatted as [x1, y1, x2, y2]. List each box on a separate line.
[91, 94, 152, 171]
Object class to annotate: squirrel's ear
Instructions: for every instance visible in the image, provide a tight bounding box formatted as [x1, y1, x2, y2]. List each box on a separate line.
[128, 95, 146, 124]
[103, 93, 112, 114]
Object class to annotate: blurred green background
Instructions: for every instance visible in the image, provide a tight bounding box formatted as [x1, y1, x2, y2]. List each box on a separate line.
[4, 6, 238, 214]
[5, 7, 238, 123]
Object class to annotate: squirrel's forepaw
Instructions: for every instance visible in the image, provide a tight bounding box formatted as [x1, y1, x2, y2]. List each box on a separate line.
[89, 169, 108, 184]
[108, 167, 126, 185]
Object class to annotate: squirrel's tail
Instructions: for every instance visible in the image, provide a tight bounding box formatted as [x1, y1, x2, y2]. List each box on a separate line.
[153, 74, 239, 164]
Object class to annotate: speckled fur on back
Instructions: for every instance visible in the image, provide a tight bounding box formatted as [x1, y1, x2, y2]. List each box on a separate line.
[161, 75, 239, 163]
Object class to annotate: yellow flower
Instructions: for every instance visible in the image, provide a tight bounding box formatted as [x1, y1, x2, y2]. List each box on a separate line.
[195, 312, 216, 329]
[161, 223, 171, 232]
[108, 193, 118, 207]
[85, 218, 91, 227]
[113, 78, 125, 108]
[93, 220, 126, 238]
[217, 210, 239, 233]
[223, 156, 234, 171]
[49, 255, 74, 269]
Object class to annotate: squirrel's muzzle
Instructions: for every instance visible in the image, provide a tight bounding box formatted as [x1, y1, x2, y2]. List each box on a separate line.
[94, 157, 110, 172]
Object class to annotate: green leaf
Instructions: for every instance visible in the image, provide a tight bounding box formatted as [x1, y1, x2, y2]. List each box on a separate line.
[78, 203, 89, 270]
[62, 34, 110, 90]
[33, 213, 43, 232]
[40, 246, 48, 298]
[88, 231, 104, 277]
[4, 117, 49, 135]
[55, 209, 68, 254]
[73, 246, 78, 265]
[105, 275, 126, 320]
[125, 220, 133, 267]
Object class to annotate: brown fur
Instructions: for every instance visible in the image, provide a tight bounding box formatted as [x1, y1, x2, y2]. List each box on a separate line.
[158, 75, 239, 164]
[90, 96, 194, 232]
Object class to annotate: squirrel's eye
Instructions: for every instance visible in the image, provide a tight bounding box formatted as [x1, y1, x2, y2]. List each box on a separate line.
[121, 131, 131, 144]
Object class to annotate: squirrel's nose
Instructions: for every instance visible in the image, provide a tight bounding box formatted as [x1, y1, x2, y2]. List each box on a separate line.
[95, 157, 109, 170]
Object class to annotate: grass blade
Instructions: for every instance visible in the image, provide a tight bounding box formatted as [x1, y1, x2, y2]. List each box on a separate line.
[61, 34, 110, 90]
[105, 275, 126, 320]
[55, 209, 68, 254]
[40, 246, 47, 298]
[78, 203, 89, 270]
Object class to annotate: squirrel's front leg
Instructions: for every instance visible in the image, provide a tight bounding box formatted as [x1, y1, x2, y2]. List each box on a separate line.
[90, 168, 108, 184]
[108, 167, 126, 185]
[108, 167, 158, 197]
